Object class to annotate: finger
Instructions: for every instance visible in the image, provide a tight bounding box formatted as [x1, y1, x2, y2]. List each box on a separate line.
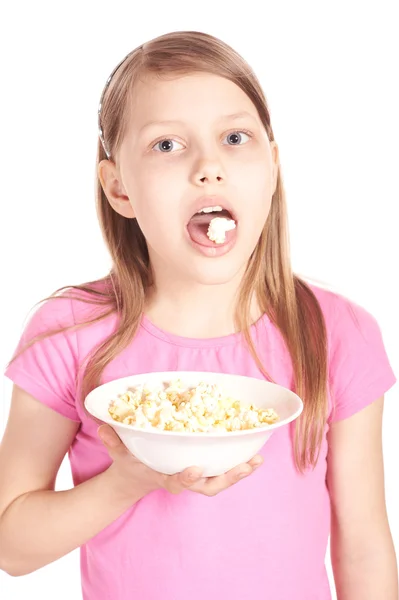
[197, 463, 254, 496]
[223, 462, 254, 486]
[178, 467, 203, 487]
[164, 467, 203, 494]
[248, 454, 263, 469]
[97, 424, 128, 455]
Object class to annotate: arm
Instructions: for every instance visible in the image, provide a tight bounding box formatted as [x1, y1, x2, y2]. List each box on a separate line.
[0, 385, 261, 577]
[327, 396, 398, 599]
[0, 385, 151, 577]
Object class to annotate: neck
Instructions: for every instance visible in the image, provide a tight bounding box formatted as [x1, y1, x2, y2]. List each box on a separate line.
[145, 268, 260, 339]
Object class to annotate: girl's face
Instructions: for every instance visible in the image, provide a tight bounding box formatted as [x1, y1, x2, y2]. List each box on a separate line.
[99, 72, 279, 286]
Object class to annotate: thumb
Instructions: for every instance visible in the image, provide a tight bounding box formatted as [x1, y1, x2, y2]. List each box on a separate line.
[97, 424, 125, 450]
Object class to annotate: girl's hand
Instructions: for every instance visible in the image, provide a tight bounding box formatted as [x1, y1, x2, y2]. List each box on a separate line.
[98, 424, 263, 498]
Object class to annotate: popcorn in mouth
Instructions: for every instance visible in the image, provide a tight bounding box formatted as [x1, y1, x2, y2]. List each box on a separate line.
[188, 205, 236, 245]
[206, 216, 236, 243]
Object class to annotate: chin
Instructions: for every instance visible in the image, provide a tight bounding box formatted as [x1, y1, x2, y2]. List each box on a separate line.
[185, 256, 248, 286]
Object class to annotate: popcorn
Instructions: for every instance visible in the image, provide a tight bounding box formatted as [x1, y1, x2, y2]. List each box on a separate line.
[207, 217, 236, 244]
[108, 380, 280, 433]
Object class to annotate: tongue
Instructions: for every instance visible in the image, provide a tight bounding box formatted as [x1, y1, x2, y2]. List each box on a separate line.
[187, 212, 235, 247]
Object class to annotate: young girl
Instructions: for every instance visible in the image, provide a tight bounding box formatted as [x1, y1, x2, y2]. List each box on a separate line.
[0, 30, 397, 600]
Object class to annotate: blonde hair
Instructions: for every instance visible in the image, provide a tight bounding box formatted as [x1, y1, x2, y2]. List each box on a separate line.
[8, 31, 328, 472]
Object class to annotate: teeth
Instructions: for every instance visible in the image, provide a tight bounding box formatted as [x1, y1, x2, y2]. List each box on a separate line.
[198, 205, 223, 214]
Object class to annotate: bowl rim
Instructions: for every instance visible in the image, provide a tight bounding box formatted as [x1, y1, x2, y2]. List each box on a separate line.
[84, 371, 304, 438]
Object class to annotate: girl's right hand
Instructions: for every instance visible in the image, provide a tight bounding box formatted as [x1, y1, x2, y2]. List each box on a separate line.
[98, 424, 263, 498]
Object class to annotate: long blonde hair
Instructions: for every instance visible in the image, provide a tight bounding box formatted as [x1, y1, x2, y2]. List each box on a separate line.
[8, 31, 328, 471]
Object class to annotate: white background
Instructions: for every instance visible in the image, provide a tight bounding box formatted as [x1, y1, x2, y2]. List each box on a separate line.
[1, 0, 398, 598]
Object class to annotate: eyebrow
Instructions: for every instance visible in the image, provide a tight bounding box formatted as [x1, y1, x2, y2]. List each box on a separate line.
[139, 110, 257, 133]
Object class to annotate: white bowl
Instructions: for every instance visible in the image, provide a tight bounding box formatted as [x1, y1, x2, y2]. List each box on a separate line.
[84, 371, 303, 477]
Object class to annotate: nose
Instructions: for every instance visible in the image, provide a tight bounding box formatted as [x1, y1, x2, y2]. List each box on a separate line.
[192, 157, 226, 186]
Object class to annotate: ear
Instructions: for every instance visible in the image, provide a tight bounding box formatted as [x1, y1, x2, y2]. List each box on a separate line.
[97, 160, 135, 219]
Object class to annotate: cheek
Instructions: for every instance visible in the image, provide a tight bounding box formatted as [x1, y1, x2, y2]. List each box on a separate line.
[131, 161, 186, 232]
[130, 191, 182, 250]
[231, 151, 271, 186]
[239, 161, 273, 212]
[129, 163, 164, 207]
[135, 160, 184, 202]
[134, 200, 173, 243]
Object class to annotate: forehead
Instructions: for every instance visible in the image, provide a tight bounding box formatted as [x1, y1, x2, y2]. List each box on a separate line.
[127, 72, 260, 130]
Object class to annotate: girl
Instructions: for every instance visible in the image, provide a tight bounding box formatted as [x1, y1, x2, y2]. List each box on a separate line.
[0, 30, 397, 600]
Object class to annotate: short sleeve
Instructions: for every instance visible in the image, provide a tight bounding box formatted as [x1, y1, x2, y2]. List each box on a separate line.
[328, 296, 396, 422]
[4, 297, 81, 422]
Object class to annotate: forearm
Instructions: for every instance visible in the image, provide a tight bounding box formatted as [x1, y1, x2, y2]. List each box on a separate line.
[0, 465, 150, 577]
[332, 527, 398, 599]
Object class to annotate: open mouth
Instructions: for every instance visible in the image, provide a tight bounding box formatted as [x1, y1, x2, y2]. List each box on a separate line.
[186, 205, 237, 247]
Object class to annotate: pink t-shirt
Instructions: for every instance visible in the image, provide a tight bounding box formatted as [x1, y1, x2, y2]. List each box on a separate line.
[4, 283, 396, 600]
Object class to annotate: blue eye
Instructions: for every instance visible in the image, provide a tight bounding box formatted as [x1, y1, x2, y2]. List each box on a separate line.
[152, 130, 252, 153]
[153, 139, 184, 153]
[222, 130, 252, 145]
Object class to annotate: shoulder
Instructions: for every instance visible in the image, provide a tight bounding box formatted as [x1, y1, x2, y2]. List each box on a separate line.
[20, 295, 76, 341]
[5, 280, 119, 422]
[304, 279, 379, 340]
[302, 280, 396, 421]
[19, 280, 115, 344]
